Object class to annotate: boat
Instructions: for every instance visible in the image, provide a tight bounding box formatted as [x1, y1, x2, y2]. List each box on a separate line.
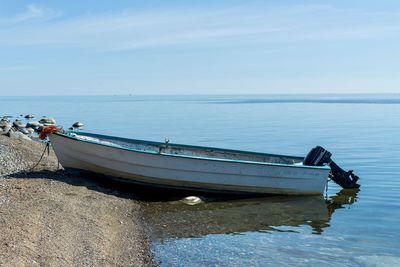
[48, 131, 359, 195]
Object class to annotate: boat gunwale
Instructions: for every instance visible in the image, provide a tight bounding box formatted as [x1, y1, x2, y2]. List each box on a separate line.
[52, 132, 331, 170]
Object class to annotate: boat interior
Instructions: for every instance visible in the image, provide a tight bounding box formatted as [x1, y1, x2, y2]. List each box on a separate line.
[68, 132, 304, 165]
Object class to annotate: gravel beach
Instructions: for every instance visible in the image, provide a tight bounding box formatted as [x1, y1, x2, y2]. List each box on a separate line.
[0, 135, 155, 266]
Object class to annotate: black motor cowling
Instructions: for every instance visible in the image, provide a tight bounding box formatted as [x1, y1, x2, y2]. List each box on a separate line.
[304, 146, 360, 189]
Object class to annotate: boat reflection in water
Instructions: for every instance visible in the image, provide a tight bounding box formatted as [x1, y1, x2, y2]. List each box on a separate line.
[143, 188, 359, 240]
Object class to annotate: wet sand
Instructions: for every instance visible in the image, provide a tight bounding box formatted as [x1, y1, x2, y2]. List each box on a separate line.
[0, 135, 155, 266]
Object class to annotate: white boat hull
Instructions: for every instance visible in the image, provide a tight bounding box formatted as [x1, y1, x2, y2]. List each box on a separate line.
[49, 133, 330, 195]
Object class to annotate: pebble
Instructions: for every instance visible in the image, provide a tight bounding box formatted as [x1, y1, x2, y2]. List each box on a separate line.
[26, 122, 44, 133]
[39, 117, 56, 126]
[19, 128, 30, 135]
[180, 196, 204, 205]
[0, 120, 11, 128]
[13, 120, 26, 128]
[27, 121, 41, 127]
[72, 122, 84, 128]
[9, 130, 32, 141]
[26, 128, 35, 134]
[0, 120, 12, 135]
[0, 127, 11, 135]
[35, 126, 44, 133]
[25, 114, 35, 119]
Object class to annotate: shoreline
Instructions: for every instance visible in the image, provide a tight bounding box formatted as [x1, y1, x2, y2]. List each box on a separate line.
[0, 135, 156, 266]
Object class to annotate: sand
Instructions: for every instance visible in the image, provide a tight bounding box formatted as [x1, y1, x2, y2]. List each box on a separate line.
[0, 135, 155, 266]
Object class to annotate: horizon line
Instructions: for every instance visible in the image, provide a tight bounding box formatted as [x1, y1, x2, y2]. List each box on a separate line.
[1, 92, 400, 97]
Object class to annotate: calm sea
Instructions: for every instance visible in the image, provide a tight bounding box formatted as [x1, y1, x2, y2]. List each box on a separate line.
[1, 94, 400, 266]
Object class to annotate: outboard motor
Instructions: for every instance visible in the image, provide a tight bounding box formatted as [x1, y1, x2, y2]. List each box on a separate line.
[304, 146, 360, 189]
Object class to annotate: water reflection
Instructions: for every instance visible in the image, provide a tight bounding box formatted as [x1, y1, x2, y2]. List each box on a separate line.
[326, 188, 359, 216]
[143, 189, 359, 240]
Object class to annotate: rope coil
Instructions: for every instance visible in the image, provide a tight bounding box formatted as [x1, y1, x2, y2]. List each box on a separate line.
[39, 125, 62, 140]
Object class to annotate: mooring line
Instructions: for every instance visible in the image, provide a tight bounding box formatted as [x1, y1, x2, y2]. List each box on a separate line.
[30, 142, 50, 171]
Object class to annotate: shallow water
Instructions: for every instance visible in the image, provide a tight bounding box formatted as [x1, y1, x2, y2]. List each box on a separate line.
[1, 94, 400, 266]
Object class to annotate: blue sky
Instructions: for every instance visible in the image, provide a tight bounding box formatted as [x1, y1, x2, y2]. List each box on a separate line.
[0, 0, 399, 95]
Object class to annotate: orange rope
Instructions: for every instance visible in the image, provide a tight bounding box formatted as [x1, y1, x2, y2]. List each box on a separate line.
[39, 125, 61, 140]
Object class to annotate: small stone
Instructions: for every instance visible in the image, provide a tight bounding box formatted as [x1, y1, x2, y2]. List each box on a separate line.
[72, 122, 84, 128]
[25, 114, 35, 119]
[0, 126, 11, 135]
[180, 196, 204, 205]
[39, 117, 56, 125]
[9, 130, 31, 141]
[0, 121, 11, 128]
[34, 125, 44, 132]
[27, 121, 44, 132]
[26, 127, 35, 134]
[26, 121, 42, 128]
[13, 120, 26, 128]
[19, 128, 30, 135]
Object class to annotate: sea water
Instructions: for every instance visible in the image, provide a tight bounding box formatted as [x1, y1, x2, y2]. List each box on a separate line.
[1, 94, 400, 266]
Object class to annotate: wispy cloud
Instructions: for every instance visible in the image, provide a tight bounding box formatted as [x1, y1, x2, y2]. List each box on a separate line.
[0, 65, 30, 72]
[0, 4, 398, 51]
[2, 4, 62, 24]
[14, 4, 60, 22]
